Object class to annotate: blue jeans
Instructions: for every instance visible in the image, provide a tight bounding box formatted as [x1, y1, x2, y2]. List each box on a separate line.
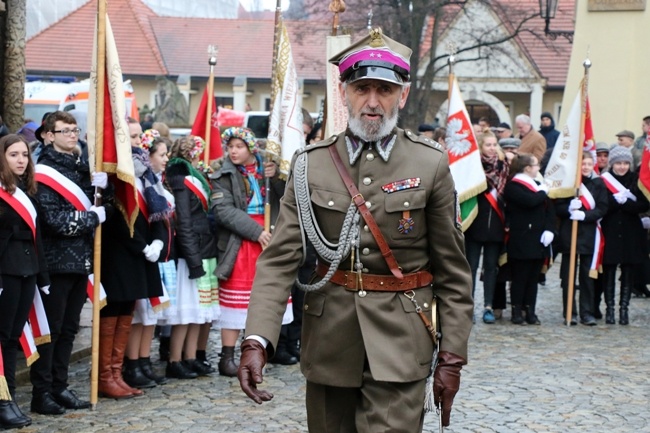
[465, 240, 502, 308]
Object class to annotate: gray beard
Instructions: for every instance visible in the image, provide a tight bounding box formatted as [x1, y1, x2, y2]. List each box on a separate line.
[347, 103, 399, 142]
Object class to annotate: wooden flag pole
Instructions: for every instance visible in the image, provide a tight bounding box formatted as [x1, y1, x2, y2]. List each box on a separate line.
[264, 0, 283, 233]
[565, 58, 592, 327]
[203, 46, 218, 166]
[91, 0, 107, 410]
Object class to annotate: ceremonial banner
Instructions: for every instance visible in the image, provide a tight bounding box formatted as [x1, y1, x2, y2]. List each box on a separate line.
[544, 86, 582, 198]
[445, 75, 486, 230]
[87, 274, 108, 309]
[583, 98, 597, 173]
[325, 34, 351, 138]
[191, 87, 223, 160]
[266, 19, 305, 177]
[87, 15, 138, 235]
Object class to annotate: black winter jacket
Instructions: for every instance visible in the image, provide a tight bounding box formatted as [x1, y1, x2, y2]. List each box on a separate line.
[165, 160, 217, 279]
[35, 145, 100, 275]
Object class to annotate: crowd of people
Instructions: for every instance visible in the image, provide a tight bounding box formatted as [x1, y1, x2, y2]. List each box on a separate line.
[418, 113, 650, 327]
[1, 71, 648, 430]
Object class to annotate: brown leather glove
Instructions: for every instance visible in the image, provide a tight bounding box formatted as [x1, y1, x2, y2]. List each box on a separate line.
[433, 351, 466, 427]
[237, 339, 274, 404]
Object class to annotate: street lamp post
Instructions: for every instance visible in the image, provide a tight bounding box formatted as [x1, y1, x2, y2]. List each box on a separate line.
[539, 0, 574, 43]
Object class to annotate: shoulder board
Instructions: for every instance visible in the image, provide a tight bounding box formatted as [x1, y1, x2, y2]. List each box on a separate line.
[403, 129, 443, 152]
[297, 135, 338, 155]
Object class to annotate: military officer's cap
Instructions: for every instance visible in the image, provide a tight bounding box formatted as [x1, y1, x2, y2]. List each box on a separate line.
[329, 28, 412, 85]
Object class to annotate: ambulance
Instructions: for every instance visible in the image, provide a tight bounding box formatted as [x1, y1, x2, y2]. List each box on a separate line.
[24, 79, 139, 123]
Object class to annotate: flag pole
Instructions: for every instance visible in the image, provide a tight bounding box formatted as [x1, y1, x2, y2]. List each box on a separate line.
[264, 0, 283, 233]
[447, 49, 455, 119]
[91, 0, 107, 410]
[565, 58, 592, 327]
[203, 46, 218, 166]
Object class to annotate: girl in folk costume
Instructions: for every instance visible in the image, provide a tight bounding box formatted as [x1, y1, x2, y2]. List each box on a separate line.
[464, 130, 509, 324]
[555, 153, 608, 326]
[98, 125, 172, 399]
[164, 136, 218, 379]
[124, 131, 173, 388]
[503, 153, 556, 325]
[600, 146, 650, 325]
[210, 127, 291, 377]
[0, 135, 49, 429]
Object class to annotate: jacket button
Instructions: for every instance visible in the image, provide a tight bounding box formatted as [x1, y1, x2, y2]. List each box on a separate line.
[366, 153, 375, 161]
[363, 177, 372, 186]
[403, 201, 410, 207]
[362, 248, 370, 255]
[304, 304, 309, 311]
[24, 249, 30, 255]
[365, 201, 372, 209]
[363, 225, 369, 232]
[328, 200, 334, 207]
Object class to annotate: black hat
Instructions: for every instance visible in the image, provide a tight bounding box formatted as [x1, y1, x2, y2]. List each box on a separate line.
[35, 112, 53, 143]
[541, 112, 553, 120]
[418, 124, 435, 133]
[496, 122, 511, 130]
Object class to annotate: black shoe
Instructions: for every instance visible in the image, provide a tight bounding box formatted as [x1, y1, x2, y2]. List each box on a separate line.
[123, 359, 157, 389]
[184, 359, 213, 376]
[31, 392, 66, 415]
[52, 389, 91, 410]
[270, 349, 298, 365]
[580, 315, 597, 326]
[139, 357, 168, 385]
[0, 400, 31, 429]
[166, 361, 198, 379]
[593, 309, 603, 320]
[287, 342, 300, 361]
[196, 350, 216, 374]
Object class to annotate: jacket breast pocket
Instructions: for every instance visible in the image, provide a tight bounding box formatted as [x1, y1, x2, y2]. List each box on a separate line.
[311, 188, 352, 243]
[384, 189, 427, 240]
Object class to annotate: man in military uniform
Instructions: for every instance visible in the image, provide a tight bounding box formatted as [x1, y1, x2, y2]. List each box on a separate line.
[237, 29, 473, 432]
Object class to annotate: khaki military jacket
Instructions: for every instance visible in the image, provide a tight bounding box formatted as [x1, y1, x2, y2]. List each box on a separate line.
[245, 128, 473, 387]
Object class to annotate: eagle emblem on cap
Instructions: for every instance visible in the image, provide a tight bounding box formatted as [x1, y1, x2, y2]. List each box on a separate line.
[369, 28, 385, 48]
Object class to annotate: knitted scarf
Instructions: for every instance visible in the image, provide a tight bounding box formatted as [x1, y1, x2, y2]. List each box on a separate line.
[235, 153, 265, 204]
[132, 146, 173, 222]
[481, 152, 509, 197]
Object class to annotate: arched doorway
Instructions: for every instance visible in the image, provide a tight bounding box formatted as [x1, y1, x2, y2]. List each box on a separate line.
[436, 90, 511, 127]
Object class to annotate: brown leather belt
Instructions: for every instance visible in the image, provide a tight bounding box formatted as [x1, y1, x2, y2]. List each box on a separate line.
[316, 262, 434, 292]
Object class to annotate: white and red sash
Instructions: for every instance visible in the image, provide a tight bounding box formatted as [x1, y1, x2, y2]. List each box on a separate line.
[511, 173, 544, 192]
[135, 178, 149, 221]
[601, 172, 637, 202]
[0, 182, 37, 240]
[19, 322, 39, 366]
[29, 288, 51, 346]
[184, 175, 209, 211]
[579, 184, 605, 278]
[87, 274, 108, 309]
[35, 164, 92, 211]
[484, 188, 505, 225]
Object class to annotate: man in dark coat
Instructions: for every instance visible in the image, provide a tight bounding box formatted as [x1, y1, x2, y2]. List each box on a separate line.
[29, 111, 107, 414]
[237, 28, 473, 431]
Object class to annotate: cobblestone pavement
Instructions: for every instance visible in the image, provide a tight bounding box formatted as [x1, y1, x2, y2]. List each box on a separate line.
[13, 259, 650, 432]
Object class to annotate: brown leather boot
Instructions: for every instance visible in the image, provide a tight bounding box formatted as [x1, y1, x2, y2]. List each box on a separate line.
[112, 316, 143, 396]
[98, 317, 134, 399]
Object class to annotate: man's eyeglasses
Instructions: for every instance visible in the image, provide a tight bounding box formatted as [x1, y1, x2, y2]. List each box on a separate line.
[53, 128, 81, 137]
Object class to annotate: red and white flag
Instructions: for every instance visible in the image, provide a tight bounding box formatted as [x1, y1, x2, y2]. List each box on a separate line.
[19, 323, 39, 367]
[87, 274, 108, 309]
[149, 284, 170, 313]
[87, 14, 138, 235]
[191, 87, 223, 160]
[583, 98, 597, 173]
[29, 289, 51, 346]
[639, 133, 650, 201]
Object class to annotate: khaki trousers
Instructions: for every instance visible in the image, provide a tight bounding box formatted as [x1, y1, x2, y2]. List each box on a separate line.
[306, 368, 427, 433]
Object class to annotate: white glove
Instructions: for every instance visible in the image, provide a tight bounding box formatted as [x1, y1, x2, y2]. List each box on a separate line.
[641, 216, 650, 229]
[570, 210, 586, 221]
[89, 205, 106, 223]
[540, 230, 555, 247]
[39, 285, 51, 295]
[538, 183, 550, 194]
[613, 192, 628, 204]
[144, 240, 163, 262]
[91, 172, 108, 189]
[568, 198, 582, 211]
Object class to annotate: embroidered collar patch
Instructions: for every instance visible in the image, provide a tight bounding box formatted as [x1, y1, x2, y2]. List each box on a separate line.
[381, 178, 421, 193]
[345, 134, 397, 165]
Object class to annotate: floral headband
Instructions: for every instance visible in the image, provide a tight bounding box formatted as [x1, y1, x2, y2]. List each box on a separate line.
[221, 127, 257, 154]
[141, 129, 160, 151]
[189, 136, 205, 159]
